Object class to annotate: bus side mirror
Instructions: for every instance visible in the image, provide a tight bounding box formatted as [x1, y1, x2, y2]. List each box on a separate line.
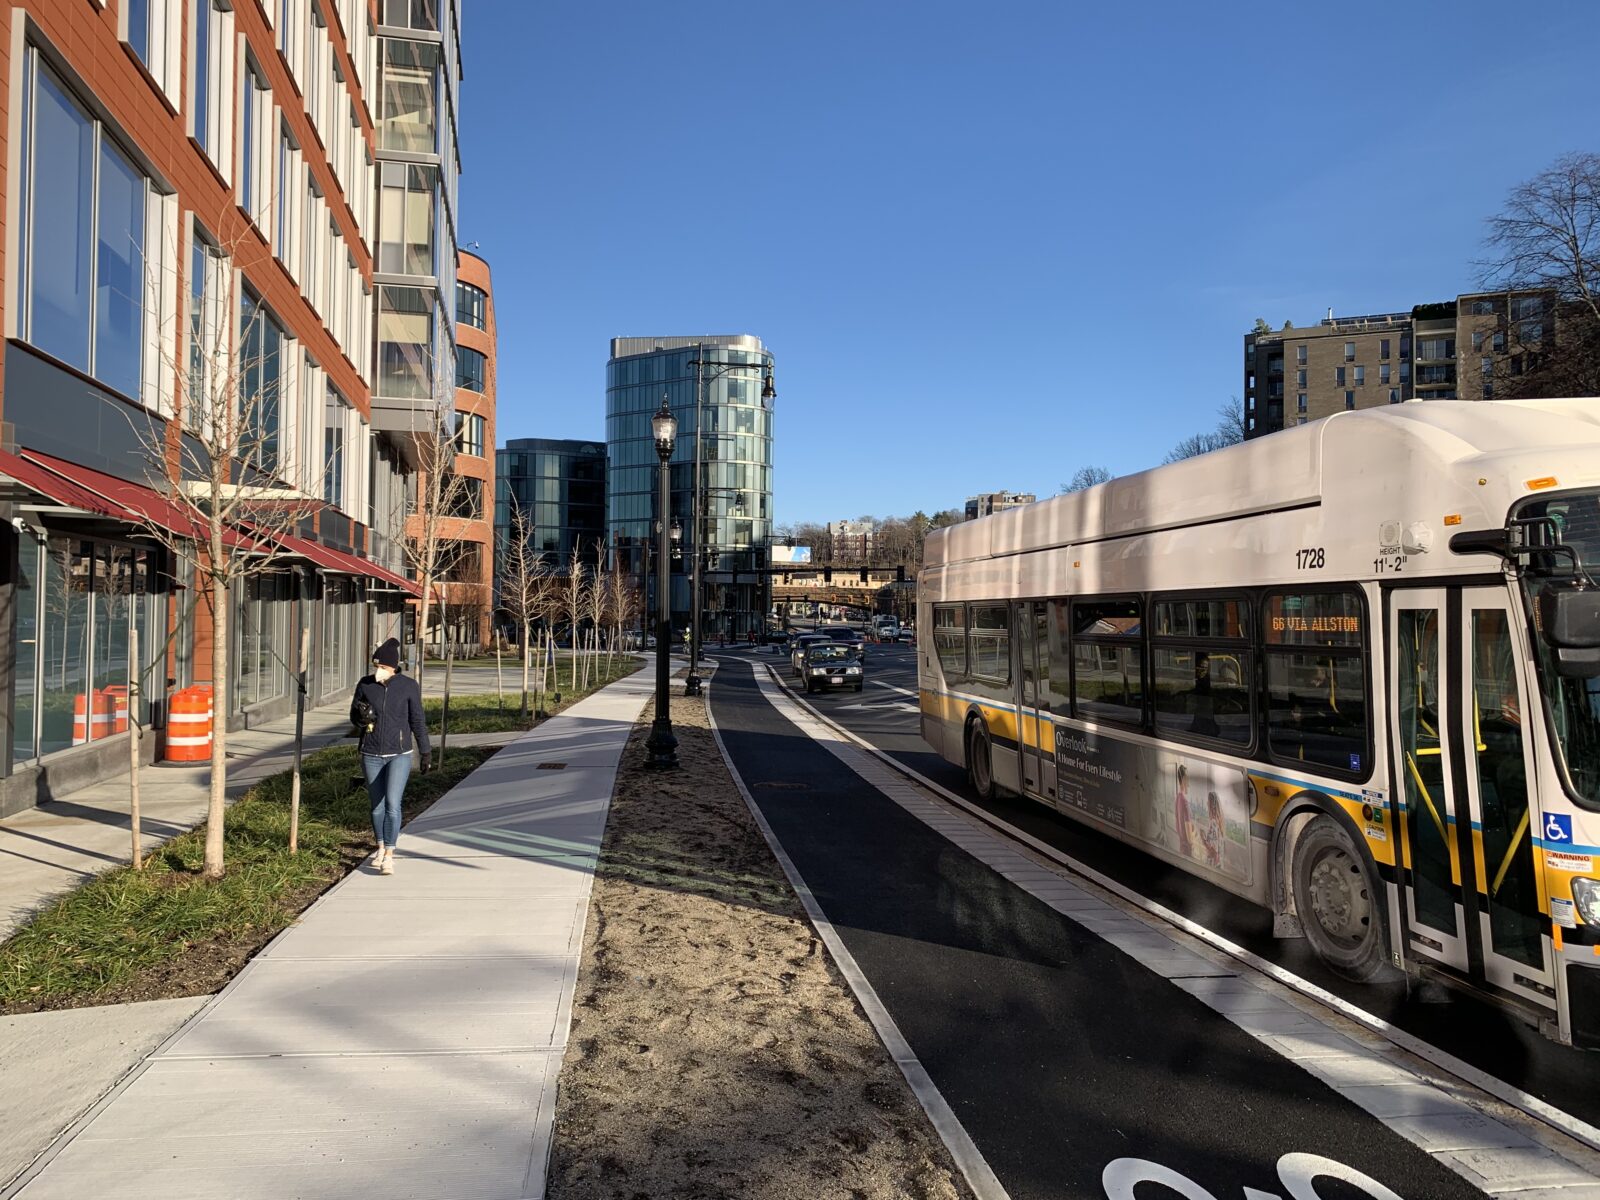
[1540, 587, 1600, 677]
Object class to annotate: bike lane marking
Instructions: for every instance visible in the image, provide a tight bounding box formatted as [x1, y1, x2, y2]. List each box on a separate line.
[735, 664, 1600, 1199]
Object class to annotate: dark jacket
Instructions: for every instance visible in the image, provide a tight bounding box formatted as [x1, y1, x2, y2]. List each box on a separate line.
[350, 672, 431, 760]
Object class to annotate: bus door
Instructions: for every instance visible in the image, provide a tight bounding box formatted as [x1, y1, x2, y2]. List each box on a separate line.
[1390, 588, 1471, 972]
[1389, 588, 1553, 1003]
[1458, 587, 1552, 1005]
[1016, 601, 1053, 801]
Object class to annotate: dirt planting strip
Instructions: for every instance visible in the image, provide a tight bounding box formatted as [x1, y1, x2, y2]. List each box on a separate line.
[548, 688, 973, 1200]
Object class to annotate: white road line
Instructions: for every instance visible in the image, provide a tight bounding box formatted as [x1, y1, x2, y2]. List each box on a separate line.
[757, 661, 1600, 1186]
[868, 679, 919, 699]
[703, 670, 1010, 1200]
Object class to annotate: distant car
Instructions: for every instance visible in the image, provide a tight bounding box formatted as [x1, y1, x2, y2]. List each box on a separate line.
[790, 632, 830, 673]
[820, 626, 866, 659]
[799, 641, 864, 693]
[897, 625, 916, 642]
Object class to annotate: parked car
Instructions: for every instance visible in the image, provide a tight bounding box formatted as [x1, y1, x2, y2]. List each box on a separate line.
[790, 632, 830, 673]
[798, 642, 865, 693]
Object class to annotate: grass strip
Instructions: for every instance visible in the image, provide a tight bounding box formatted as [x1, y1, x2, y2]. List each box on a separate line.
[425, 656, 642, 733]
[0, 744, 495, 1013]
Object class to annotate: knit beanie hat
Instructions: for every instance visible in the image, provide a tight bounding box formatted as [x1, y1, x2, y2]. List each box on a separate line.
[373, 638, 402, 669]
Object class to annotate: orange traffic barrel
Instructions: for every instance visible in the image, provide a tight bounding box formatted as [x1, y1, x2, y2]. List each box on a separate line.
[164, 687, 213, 763]
[102, 685, 130, 734]
[73, 691, 117, 745]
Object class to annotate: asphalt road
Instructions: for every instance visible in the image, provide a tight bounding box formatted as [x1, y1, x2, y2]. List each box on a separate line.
[716, 640, 1599, 1136]
[709, 657, 1492, 1200]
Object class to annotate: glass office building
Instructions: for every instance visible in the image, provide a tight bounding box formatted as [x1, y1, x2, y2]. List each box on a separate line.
[606, 335, 775, 638]
[496, 438, 608, 568]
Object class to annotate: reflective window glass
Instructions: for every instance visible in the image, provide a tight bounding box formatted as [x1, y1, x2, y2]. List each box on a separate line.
[968, 604, 1010, 683]
[1153, 648, 1251, 745]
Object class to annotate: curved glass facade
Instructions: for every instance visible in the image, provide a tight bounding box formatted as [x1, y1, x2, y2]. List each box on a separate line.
[606, 336, 774, 637]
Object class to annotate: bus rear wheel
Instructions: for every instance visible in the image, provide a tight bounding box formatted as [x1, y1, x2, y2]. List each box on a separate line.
[1291, 814, 1385, 981]
[966, 721, 995, 801]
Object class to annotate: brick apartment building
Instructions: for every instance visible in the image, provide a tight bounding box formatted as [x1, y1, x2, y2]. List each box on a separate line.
[0, 0, 466, 815]
[408, 247, 495, 653]
[965, 490, 1035, 520]
[1244, 290, 1559, 438]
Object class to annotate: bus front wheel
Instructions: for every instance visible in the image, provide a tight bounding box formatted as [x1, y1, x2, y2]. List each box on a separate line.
[1291, 815, 1385, 981]
[966, 721, 996, 801]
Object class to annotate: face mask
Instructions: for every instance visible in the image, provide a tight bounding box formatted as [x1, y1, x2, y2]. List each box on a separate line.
[374, 665, 395, 683]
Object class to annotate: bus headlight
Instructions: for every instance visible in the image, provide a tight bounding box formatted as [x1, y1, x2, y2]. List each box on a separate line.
[1574, 878, 1600, 926]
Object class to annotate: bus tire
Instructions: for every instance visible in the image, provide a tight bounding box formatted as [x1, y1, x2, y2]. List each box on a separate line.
[966, 719, 996, 801]
[1291, 814, 1385, 981]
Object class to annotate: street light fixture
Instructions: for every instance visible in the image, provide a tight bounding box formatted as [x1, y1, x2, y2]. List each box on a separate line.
[644, 396, 679, 770]
[684, 353, 776, 696]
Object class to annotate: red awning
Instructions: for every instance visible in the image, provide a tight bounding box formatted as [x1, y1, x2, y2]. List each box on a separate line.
[5, 448, 423, 596]
[5, 448, 262, 552]
[0, 449, 132, 520]
[366, 561, 423, 597]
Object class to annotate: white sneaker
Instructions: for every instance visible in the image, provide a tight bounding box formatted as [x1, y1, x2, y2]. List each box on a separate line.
[374, 844, 388, 868]
[380, 852, 394, 875]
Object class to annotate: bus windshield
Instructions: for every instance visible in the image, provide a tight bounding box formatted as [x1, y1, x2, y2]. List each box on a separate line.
[1518, 489, 1600, 807]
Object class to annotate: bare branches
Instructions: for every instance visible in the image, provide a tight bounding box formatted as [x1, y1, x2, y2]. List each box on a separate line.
[1478, 152, 1600, 325]
[1061, 466, 1112, 493]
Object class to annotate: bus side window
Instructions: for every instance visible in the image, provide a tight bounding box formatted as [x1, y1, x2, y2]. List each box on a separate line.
[932, 604, 967, 683]
[1262, 589, 1370, 777]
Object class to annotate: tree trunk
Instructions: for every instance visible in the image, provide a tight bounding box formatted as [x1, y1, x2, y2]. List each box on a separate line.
[520, 622, 531, 717]
[440, 606, 454, 763]
[203, 566, 228, 880]
[289, 624, 309, 854]
[128, 625, 142, 871]
[496, 634, 503, 713]
[415, 581, 432, 695]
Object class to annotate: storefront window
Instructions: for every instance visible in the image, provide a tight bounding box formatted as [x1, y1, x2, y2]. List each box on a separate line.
[12, 539, 40, 763]
[40, 538, 92, 755]
[92, 545, 132, 716]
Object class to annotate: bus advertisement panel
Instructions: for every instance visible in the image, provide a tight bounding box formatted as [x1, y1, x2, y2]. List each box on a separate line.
[1054, 728, 1254, 885]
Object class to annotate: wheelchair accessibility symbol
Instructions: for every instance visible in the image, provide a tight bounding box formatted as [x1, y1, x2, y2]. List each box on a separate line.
[1545, 813, 1573, 844]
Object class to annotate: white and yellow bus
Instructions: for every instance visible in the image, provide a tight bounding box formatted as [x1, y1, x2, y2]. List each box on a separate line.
[918, 399, 1600, 1045]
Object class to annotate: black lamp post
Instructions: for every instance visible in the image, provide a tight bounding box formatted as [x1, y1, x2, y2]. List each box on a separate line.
[644, 397, 679, 769]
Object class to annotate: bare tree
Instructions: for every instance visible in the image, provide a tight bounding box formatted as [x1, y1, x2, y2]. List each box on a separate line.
[1163, 401, 1247, 464]
[1478, 153, 1600, 396]
[127, 239, 325, 880]
[402, 391, 478, 694]
[585, 539, 608, 689]
[499, 498, 544, 716]
[1061, 466, 1113, 493]
[564, 546, 586, 693]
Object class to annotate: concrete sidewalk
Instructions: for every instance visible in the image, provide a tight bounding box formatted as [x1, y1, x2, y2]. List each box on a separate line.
[6, 667, 656, 1200]
[0, 704, 356, 943]
[0, 692, 535, 944]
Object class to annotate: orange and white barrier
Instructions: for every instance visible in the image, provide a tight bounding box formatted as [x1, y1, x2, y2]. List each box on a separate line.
[71, 692, 117, 745]
[164, 686, 214, 763]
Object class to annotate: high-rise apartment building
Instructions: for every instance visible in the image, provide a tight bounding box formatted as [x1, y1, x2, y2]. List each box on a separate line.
[965, 491, 1036, 521]
[495, 439, 608, 568]
[827, 519, 877, 562]
[606, 336, 775, 640]
[0, 1, 467, 816]
[1244, 290, 1558, 438]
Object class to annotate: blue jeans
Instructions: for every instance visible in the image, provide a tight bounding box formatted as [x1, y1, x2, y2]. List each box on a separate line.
[363, 753, 413, 847]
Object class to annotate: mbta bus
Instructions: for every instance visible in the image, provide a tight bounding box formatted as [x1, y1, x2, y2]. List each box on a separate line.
[918, 399, 1600, 1046]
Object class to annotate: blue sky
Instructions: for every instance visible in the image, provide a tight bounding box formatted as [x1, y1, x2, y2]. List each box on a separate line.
[457, 1, 1598, 526]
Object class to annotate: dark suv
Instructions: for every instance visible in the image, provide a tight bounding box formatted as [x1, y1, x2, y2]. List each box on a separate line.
[799, 642, 865, 693]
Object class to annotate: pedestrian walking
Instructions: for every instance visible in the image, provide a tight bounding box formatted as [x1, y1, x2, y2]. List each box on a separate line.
[350, 637, 431, 875]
